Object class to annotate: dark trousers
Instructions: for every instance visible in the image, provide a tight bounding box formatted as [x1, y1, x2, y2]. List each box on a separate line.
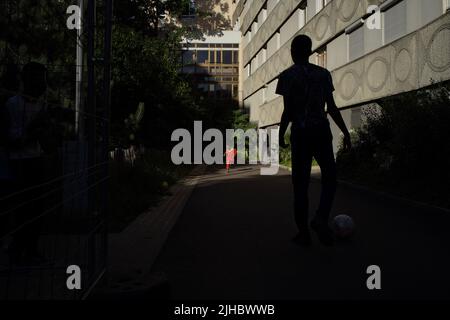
[290, 124, 337, 231]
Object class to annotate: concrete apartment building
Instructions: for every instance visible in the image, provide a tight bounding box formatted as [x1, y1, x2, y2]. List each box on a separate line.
[231, 0, 450, 151]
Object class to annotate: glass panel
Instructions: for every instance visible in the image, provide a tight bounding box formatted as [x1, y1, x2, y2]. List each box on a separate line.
[216, 51, 222, 64]
[209, 50, 216, 63]
[196, 50, 208, 64]
[348, 27, 364, 61]
[222, 67, 234, 74]
[223, 51, 233, 64]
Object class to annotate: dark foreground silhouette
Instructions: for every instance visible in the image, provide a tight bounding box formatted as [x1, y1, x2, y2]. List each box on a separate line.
[277, 35, 351, 246]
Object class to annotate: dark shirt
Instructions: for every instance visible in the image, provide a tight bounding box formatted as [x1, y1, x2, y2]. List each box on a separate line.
[276, 63, 334, 129]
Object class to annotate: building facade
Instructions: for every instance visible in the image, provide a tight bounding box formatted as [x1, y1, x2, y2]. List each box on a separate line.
[233, 0, 450, 151]
[181, 31, 241, 101]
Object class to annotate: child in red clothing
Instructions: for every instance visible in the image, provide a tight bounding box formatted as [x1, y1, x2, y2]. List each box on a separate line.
[224, 147, 237, 173]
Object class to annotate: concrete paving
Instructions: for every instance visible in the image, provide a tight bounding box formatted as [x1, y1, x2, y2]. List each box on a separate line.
[152, 166, 450, 300]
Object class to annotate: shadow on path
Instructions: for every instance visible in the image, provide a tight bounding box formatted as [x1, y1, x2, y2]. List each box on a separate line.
[152, 166, 450, 300]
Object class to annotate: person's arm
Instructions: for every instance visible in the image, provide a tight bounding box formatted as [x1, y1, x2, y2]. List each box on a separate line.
[276, 73, 290, 148]
[326, 92, 352, 151]
[279, 97, 290, 148]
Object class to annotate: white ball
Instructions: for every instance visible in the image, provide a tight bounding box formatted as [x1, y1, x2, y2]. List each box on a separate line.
[332, 214, 355, 239]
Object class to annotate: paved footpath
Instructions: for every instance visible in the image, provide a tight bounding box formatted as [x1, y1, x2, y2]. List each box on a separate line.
[151, 166, 450, 300]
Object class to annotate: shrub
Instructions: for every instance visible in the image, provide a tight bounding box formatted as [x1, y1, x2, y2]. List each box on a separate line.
[336, 81, 450, 206]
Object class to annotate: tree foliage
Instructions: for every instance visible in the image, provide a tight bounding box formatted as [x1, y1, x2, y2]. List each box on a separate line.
[0, 0, 234, 150]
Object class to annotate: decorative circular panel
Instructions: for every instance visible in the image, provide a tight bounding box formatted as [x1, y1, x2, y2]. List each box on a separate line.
[426, 24, 450, 72]
[336, 0, 359, 23]
[338, 70, 360, 101]
[367, 58, 389, 92]
[394, 49, 412, 82]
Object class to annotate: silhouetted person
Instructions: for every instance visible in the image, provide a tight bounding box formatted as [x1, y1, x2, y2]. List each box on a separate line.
[6, 62, 48, 264]
[276, 35, 351, 246]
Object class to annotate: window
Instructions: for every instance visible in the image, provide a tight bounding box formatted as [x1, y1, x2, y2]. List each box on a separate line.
[222, 67, 235, 74]
[383, 0, 407, 44]
[252, 21, 258, 34]
[316, 48, 327, 68]
[316, 0, 327, 12]
[299, 9, 306, 28]
[196, 50, 209, 64]
[209, 50, 216, 63]
[223, 51, 233, 64]
[258, 8, 267, 25]
[258, 48, 267, 66]
[216, 51, 222, 64]
[348, 26, 364, 61]
[233, 51, 239, 64]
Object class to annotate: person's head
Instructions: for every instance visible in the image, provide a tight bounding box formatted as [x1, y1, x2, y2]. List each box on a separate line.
[22, 62, 47, 99]
[291, 35, 312, 64]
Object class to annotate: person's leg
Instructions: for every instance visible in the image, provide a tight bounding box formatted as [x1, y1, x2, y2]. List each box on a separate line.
[310, 127, 337, 246]
[291, 132, 313, 233]
[313, 131, 337, 223]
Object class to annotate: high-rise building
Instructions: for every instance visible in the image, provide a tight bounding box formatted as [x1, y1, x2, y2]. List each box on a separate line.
[180, 1, 241, 102]
[233, 0, 450, 151]
[181, 31, 240, 101]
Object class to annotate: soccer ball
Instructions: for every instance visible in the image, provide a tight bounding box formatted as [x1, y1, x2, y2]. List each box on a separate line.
[332, 214, 355, 239]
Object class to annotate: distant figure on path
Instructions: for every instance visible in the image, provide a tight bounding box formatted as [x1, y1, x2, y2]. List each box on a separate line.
[276, 35, 352, 246]
[225, 146, 237, 174]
